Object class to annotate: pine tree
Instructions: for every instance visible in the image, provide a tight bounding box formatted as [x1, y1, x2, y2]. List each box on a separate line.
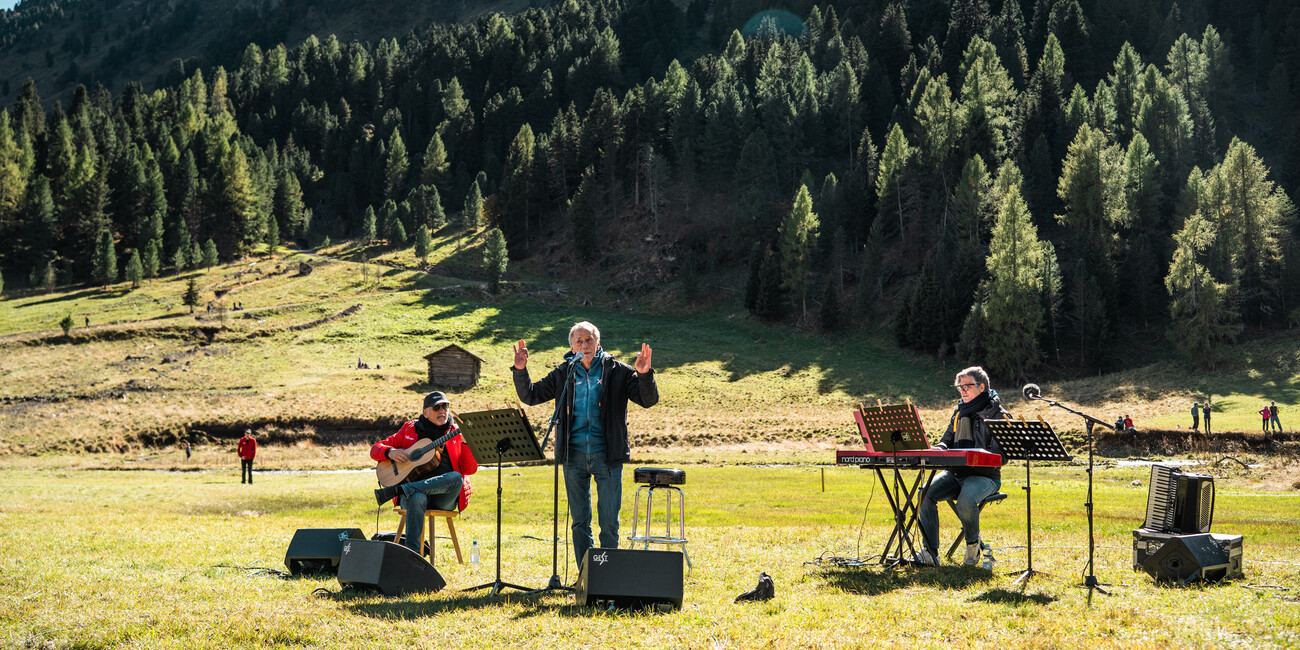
[421, 133, 450, 189]
[384, 128, 410, 201]
[172, 246, 187, 273]
[361, 206, 377, 242]
[982, 188, 1045, 380]
[201, 239, 219, 269]
[876, 123, 914, 239]
[60, 313, 74, 337]
[1165, 211, 1241, 367]
[266, 216, 279, 253]
[779, 185, 821, 320]
[414, 225, 431, 263]
[92, 228, 117, 286]
[143, 239, 160, 279]
[391, 219, 407, 246]
[183, 277, 201, 313]
[483, 227, 509, 294]
[463, 180, 484, 230]
[569, 168, 598, 261]
[500, 124, 535, 247]
[125, 250, 143, 288]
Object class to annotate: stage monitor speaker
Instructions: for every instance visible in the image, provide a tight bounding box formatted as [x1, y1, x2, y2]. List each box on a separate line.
[337, 539, 445, 596]
[284, 528, 365, 574]
[1140, 532, 1240, 583]
[576, 548, 683, 609]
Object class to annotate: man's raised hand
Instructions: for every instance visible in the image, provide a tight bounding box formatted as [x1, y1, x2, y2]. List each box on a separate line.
[512, 340, 529, 370]
[635, 342, 652, 374]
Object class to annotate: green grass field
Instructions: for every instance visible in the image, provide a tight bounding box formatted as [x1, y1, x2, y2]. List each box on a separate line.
[0, 458, 1297, 648]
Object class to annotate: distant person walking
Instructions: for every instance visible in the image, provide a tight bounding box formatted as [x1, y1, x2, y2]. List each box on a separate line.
[238, 429, 257, 484]
[1259, 406, 1272, 433]
[1202, 403, 1211, 434]
[1190, 402, 1200, 432]
[1269, 402, 1282, 433]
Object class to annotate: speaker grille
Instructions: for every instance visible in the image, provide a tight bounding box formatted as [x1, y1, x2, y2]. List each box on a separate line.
[1197, 481, 1214, 532]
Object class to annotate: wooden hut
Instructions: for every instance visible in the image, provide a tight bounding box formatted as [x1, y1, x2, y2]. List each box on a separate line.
[424, 344, 484, 388]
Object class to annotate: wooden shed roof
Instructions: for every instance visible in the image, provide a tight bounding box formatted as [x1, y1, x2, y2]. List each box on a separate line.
[424, 343, 486, 363]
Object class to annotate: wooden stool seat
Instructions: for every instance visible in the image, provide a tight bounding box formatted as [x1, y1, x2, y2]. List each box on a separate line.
[394, 508, 463, 566]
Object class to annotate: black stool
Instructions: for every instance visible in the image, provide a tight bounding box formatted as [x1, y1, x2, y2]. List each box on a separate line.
[627, 467, 691, 569]
[944, 492, 1007, 561]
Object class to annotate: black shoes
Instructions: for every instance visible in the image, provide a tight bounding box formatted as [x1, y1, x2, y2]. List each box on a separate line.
[735, 572, 775, 602]
[374, 484, 403, 505]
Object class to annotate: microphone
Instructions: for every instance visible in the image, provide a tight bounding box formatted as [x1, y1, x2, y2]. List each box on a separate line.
[1022, 383, 1042, 400]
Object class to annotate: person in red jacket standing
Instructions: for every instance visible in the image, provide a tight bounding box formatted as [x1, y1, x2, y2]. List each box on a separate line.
[237, 429, 257, 484]
[370, 391, 478, 557]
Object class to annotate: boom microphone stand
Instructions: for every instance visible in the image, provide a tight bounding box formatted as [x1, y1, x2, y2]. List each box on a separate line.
[1021, 383, 1114, 601]
[527, 356, 579, 595]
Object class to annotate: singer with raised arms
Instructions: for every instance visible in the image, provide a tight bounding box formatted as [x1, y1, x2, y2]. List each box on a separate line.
[512, 321, 659, 571]
[915, 366, 1009, 567]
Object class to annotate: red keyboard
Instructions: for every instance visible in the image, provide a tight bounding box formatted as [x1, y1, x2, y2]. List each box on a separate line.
[835, 448, 1002, 467]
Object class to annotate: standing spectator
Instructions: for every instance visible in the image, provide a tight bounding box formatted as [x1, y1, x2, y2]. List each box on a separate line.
[1269, 401, 1282, 433]
[1190, 402, 1200, 431]
[185, 442, 192, 460]
[1259, 406, 1272, 433]
[237, 429, 257, 484]
[1202, 403, 1211, 434]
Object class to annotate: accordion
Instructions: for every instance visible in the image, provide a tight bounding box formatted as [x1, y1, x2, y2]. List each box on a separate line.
[1142, 464, 1215, 534]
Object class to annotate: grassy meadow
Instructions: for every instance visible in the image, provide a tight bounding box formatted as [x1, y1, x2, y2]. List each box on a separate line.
[0, 459, 1297, 648]
[2, 238, 1300, 647]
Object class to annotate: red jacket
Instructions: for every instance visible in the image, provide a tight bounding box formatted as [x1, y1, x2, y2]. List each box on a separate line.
[370, 419, 478, 511]
[237, 436, 257, 460]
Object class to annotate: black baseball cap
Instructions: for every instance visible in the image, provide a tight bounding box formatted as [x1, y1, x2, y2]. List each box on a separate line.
[423, 391, 450, 409]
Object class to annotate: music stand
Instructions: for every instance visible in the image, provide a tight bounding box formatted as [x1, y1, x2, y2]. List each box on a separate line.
[457, 408, 543, 596]
[985, 418, 1071, 587]
[855, 404, 931, 567]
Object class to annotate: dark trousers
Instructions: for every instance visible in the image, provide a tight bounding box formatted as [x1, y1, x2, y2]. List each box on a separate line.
[241, 459, 254, 483]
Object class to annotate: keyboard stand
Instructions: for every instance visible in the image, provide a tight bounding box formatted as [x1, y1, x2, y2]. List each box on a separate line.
[876, 465, 937, 568]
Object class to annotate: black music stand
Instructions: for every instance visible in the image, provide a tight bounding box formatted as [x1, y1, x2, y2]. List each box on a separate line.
[985, 418, 1071, 587]
[854, 404, 931, 568]
[457, 408, 543, 597]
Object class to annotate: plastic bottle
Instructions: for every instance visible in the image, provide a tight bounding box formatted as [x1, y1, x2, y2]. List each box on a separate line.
[470, 540, 480, 564]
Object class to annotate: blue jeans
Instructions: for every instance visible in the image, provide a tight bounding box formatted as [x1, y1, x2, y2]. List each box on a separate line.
[398, 472, 462, 556]
[918, 471, 1000, 553]
[1271, 415, 1282, 432]
[563, 450, 623, 568]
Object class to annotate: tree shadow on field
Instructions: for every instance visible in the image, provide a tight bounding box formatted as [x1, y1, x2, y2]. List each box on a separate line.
[818, 566, 993, 595]
[970, 588, 1056, 606]
[18, 286, 125, 307]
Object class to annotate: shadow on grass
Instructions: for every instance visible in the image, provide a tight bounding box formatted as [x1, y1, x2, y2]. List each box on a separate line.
[338, 589, 675, 618]
[817, 565, 994, 595]
[17, 286, 125, 307]
[970, 587, 1057, 606]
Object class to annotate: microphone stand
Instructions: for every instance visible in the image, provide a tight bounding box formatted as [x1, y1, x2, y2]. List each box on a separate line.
[1025, 390, 1114, 601]
[527, 357, 579, 595]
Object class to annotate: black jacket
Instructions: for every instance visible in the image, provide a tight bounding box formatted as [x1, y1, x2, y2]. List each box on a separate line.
[513, 354, 658, 464]
[935, 390, 1007, 480]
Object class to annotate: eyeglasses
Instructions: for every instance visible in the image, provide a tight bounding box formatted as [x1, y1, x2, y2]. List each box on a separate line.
[429, 403, 449, 412]
[955, 383, 978, 392]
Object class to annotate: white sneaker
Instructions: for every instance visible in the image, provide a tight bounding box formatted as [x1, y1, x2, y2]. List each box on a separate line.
[913, 549, 938, 567]
[963, 541, 981, 566]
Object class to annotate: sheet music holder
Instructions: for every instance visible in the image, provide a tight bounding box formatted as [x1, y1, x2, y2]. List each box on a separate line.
[456, 408, 542, 596]
[984, 418, 1071, 587]
[854, 403, 929, 451]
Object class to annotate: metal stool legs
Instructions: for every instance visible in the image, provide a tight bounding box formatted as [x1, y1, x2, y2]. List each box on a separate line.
[628, 484, 692, 570]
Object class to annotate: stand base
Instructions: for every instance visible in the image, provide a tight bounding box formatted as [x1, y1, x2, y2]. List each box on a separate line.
[1011, 568, 1051, 588]
[463, 580, 532, 597]
[525, 573, 575, 595]
[1082, 574, 1110, 594]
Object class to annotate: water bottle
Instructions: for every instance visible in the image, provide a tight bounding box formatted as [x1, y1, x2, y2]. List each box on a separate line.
[470, 541, 480, 565]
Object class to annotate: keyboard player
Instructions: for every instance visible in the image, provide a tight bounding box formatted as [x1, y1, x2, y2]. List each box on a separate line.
[915, 366, 1008, 567]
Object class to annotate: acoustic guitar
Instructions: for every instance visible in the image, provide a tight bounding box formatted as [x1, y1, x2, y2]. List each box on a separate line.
[375, 427, 461, 488]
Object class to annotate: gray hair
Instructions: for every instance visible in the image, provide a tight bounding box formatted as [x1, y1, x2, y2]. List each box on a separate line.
[569, 321, 601, 347]
[955, 366, 990, 389]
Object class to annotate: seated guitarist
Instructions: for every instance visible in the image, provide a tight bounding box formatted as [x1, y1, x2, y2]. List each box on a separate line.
[371, 391, 478, 557]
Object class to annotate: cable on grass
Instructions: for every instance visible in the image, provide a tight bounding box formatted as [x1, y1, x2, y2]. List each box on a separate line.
[804, 549, 882, 568]
[212, 564, 291, 578]
[1241, 584, 1290, 590]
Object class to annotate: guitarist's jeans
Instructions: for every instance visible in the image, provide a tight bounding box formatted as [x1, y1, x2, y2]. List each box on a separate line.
[398, 472, 463, 555]
[563, 450, 623, 568]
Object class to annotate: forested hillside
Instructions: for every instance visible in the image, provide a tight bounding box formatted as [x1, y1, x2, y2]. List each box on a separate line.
[1, 0, 1298, 381]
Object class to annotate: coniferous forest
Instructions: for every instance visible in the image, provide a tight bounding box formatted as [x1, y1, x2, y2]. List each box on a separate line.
[1, 0, 1299, 381]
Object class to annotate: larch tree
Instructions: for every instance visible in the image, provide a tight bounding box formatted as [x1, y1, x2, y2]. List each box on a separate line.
[982, 187, 1046, 380]
[779, 184, 820, 320]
